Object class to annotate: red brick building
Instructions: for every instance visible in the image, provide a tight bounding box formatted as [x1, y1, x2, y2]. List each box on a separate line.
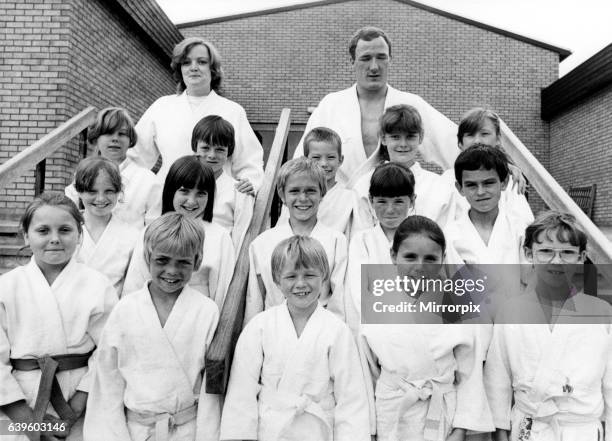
[542, 44, 612, 226]
[0, 0, 180, 216]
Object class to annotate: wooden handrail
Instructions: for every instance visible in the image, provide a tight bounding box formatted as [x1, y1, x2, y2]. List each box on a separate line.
[500, 120, 612, 281]
[206, 108, 292, 394]
[0, 107, 97, 191]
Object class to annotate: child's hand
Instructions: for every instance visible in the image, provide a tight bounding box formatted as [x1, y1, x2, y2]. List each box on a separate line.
[446, 428, 466, 441]
[508, 164, 527, 195]
[235, 178, 255, 196]
[68, 391, 88, 419]
[42, 414, 71, 437]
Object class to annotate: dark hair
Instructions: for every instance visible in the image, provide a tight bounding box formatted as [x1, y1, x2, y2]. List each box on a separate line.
[303, 127, 342, 157]
[454, 143, 509, 184]
[369, 162, 415, 198]
[88, 107, 137, 148]
[74, 156, 122, 194]
[379, 104, 423, 138]
[392, 215, 446, 254]
[161, 156, 216, 222]
[170, 38, 223, 94]
[20, 192, 83, 235]
[191, 115, 235, 157]
[524, 211, 587, 253]
[457, 107, 501, 146]
[348, 26, 392, 61]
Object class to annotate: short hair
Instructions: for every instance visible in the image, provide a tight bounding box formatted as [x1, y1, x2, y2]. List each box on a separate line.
[143, 212, 205, 270]
[170, 38, 224, 94]
[74, 156, 122, 194]
[191, 115, 235, 157]
[392, 215, 446, 254]
[457, 107, 501, 145]
[88, 107, 137, 148]
[271, 236, 330, 285]
[348, 26, 392, 61]
[454, 143, 509, 184]
[162, 156, 216, 222]
[303, 127, 342, 157]
[20, 192, 83, 235]
[379, 104, 423, 138]
[524, 211, 587, 253]
[369, 162, 415, 198]
[276, 157, 327, 199]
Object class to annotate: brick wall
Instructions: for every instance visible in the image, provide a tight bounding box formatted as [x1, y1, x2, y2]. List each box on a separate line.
[0, 0, 71, 213]
[180, 0, 560, 214]
[0, 0, 176, 216]
[549, 82, 612, 226]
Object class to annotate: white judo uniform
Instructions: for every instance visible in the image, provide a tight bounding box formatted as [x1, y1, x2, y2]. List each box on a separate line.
[360, 323, 494, 441]
[65, 157, 162, 230]
[245, 220, 348, 324]
[0, 258, 117, 441]
[346, 224, 392, 315]
[278, 182, 366, 239]
[128, 91, 264, 190]
[213, 170, 254, 252]
[484, 291, 612, 441]
[122, 220, 235, 310]
[84, 285, 220, 441]
[220, 302, 371, 441]
[352, 161, 457, 229]
[75, 215, 138, 295]
[294, 84, 459, 185]
[441, 169, 534, 225]
[444, 209, 530, 353]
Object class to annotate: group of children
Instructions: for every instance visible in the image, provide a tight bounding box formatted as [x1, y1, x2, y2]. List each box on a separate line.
[0, 101, 610, 441]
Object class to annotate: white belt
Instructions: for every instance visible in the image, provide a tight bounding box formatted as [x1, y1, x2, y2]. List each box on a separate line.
[127, 403, 197, 441]
[259, 387, 332, 441]
[379, 369, 455, 441]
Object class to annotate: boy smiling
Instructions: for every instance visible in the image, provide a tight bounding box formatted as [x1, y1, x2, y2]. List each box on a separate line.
[245, 157, 348, 324]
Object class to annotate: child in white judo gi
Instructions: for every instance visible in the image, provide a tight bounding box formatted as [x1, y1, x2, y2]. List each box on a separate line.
[0, 192, 117, 441]
[485, 211, 612, 441]
[351, 104, 456, 228]
[73, 156, 138, 295]
[245, 157, 348, 324]
[443, 107, 533, 224]
[221, 236, 370, 441]
[345, 162, 415, 323]
[85, 212, 221, 441]
[280, 127, 365, 238]
[360, 215, 494, 441]
[445, 144, 528, 266]
[123, 156, 234, 309]
[191, 115, 254, 251]
[65, 107, 161, 229]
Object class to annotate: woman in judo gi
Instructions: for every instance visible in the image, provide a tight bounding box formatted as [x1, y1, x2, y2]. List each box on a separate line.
[127, 37, 264, 194]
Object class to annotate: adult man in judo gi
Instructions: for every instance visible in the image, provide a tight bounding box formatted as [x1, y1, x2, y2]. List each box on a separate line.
[294, 26, 459, 186]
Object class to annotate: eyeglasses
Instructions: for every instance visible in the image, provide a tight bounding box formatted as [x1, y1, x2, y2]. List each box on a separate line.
[533, 248, 582, 264]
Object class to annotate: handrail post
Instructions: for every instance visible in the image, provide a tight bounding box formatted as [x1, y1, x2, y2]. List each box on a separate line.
[79, 128, 89, 159]
[34, 160, 46, 197]
[205, 108, 292, 395]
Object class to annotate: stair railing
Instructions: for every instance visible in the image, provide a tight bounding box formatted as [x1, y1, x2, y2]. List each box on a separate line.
[205, 108, 291, 394]
[500, 119, 612, 282]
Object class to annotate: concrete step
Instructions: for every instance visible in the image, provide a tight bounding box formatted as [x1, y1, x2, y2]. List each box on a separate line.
[0, 220, 19, 235]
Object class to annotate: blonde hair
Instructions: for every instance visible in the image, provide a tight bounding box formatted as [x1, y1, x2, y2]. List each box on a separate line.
[276, 157, 327, 199]
[271, 236, 330, 285]
[143, 212, 205, 269]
